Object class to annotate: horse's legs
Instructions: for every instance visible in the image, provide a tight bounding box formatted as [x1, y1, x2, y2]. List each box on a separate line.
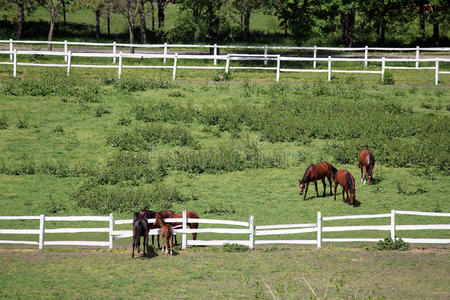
[360, 163, 363, 182]
[342, 188, 345, 201]
[333, 183, 337, 201]
[170, 233, 173, 256]
[132, 237, 135, 258]
[137, 236, 141, 255]
[346, 189, 350, 201]
[321, 178, 326, 197]
[328, 176, 333, 196]
[303, 182, 309, 200]
[314, 180, 319, 197]
[363, 165, 367, 185]
[192, 223, 198, 240]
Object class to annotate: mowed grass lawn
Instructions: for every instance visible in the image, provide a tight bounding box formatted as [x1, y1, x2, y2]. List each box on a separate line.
[1, 247, 449, 299]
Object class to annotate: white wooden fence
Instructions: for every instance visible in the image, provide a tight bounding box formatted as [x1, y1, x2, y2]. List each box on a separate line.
[0, 43, 449, 84]
[1, 210, 449, 250]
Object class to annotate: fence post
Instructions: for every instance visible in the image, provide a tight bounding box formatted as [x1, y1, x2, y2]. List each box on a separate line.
[172, 53, 178, 81]
[249, 215, 255, 250]
[39, 214, 45, 250]
[390, 210, 396, 241]
[66, 51, 72, 76]
[327, 56, 331, 82]
[64, 40, 68, 62]
[225, 54, 230, 73]
[109, 213, 114, 250]
[381, 57, 385, 82]
[264, 44, 268, 66]
[13, 49, 17, 78]
[316, 211, 322, 249]
[313, 45, 317, 69]
[364, 45, 368, 68]
[435, 59, 439, 85]
[213, 44, 217, 65]
[118, 52, 122, 79]
[112, 41, 117, 63]
[276, 55, 280, 82]
[9, 39, 13, 61]
[163, 42, 168, 64]
[415, 46, 420, 68]
[182, 210, 187, 250]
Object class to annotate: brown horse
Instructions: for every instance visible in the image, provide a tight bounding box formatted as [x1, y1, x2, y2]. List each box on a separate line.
[139, 209, 160, 248]
[333, 169, 356, 205]
[155, 214, 174, 255]
[359, 149, 375, 185]
[299, 162, 337, 200]
[132, 212, 149, 258]
[154, 210, 200, 242]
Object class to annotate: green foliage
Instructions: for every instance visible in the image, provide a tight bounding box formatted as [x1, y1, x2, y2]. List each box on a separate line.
[16, 117, 30, 129]
[213, 71, 232, 82]
[95, 105, 111, 117]
[43, 196, 66, 215]
[0, 114, 8, 129]
[222, 243, 249, 252]
[53, 125, 64, 133]
[373, 237, 410, 251]
[106, 123, 198, 151]
[114, 79, 174, 93]
[73, 182, 194, 214]
[381, 71, 395, 85]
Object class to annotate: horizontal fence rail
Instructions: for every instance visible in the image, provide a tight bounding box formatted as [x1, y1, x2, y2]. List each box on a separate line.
[0, 210, 449, 250]
[1, 43, 449, 84]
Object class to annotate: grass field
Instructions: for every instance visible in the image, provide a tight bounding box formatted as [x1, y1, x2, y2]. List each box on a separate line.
[0, 64, 449, 298]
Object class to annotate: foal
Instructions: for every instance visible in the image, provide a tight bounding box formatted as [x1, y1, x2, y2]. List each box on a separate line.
[333, 169, 356, 205]
[155, 215, 174, 255]
[132, 212, 149, 258]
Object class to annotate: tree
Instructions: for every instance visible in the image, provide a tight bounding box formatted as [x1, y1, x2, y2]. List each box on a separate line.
[428, 0, 449, 45]
[37, 0, 63, 50]
[233, 0, 263, 40]
[0, 0, 37, 39]
[78, 0, 107, 40]
[156, 0, 170, 29]
[115, 0, 139, 52]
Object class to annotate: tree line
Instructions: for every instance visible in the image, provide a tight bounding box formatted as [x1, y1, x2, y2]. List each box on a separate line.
[0, 0, 448, 51]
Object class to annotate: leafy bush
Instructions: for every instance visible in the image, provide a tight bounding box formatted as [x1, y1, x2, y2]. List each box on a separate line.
[213, 71, 232, 82]
[43, 196, 66, 215]
[53, 125, 64, 133]
[95, 105, 111, 117]
[381, 71, 395, 85]
[73, 182, 194, 214]
[16, 118, 30, 129]
[107, 123, 198, 151]
[222, 243, 249, 252]
[0, 114, 8, 129]
[114, 78, 174, 93]
[373, 237, 410, 251]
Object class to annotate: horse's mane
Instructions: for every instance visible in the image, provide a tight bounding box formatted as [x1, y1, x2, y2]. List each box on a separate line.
[345, 172, 355, 194]
[300, 164, 314, 184]
[367, 153, 375, 170]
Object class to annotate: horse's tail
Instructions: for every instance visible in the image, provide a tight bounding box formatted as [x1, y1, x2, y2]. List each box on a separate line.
[345, 172, 355, 194]
[331, 165, 338, 181]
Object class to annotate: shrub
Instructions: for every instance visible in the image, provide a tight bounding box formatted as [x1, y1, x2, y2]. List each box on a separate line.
[95, 105, 111, 117]
[16, 118, 30, 129]
[118, 116, 132, 126]
[53, 125, 64, 133]
[73, 182, 195, 214]
[381, 71, 395, 85]
[43, 196, 66, 215]
[0, 114, 8, 129]
[213, 71, 232, 82]
[373, 237, 410, 251]
[222, 243, 249, 252]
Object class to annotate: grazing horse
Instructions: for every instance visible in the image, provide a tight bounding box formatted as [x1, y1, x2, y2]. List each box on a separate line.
[333, 169, 356, 205]
[359, 149, 375, 185]
[299, 162, 337, 200]
[132, 212, 149, 258]
[139, 209, 159, 248]
[154, 215, 174, 255]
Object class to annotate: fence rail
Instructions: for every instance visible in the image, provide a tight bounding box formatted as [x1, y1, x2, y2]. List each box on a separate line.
[1, 44, 449, 84]
[0, 210, 449, 250]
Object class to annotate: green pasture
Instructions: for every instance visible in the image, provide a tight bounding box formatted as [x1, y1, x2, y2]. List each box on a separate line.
[0, 68, 449, 245]
[0, 247, 449, 299]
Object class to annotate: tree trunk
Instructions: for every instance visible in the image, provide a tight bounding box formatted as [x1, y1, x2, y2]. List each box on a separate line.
[107, 10, 111, 37]
[150, 0, 155, 31]
[48, 18, 56, 51]
[340, 8, 355, 47]
[62, 0, 66, 25]
[139, 0, 147, 43]
[128, 23, 135, 53]
[419, 7, 426, 41]
[16, 3, 25, 39]
[95, 9, 101, 40]
[157, 0, 165, 29]
[433, 23, 439, 46]
[243, 3, 250, 40]
[207, 0, 222, 54]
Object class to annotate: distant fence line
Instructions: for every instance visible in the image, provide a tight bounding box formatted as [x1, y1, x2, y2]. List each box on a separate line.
[0, 210, 449, 250]
[0, 40, 449, 84]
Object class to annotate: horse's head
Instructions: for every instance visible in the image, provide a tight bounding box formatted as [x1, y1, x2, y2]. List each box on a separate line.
[367, 167, 373, 184]
[350, 193, 355, 205]
[299, 180, 305, 195]
[154, 213, 162, 227]
[139, 209, 147, 218]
